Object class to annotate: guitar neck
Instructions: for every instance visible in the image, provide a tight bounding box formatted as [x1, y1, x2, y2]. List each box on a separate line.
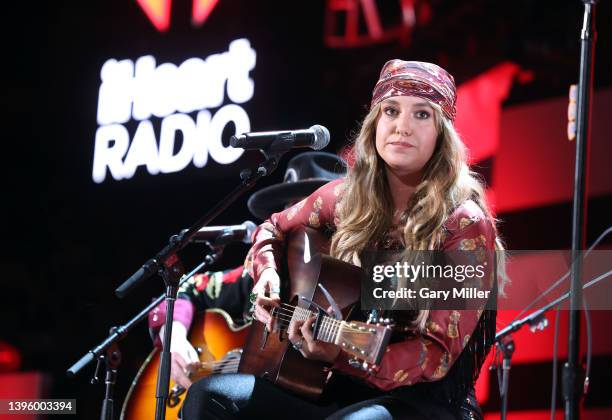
[289, 306, 390, 365]
[291, 306, 341, 344]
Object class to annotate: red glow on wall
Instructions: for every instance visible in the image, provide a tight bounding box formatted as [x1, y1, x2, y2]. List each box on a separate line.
[492, 88, 612, 213]
[455, 62, 522, 164]
[0, 341, 21, 373]
[0, 372, 49, 420]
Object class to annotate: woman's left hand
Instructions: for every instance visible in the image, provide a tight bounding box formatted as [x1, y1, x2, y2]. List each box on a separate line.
[288, 315, 341, 363]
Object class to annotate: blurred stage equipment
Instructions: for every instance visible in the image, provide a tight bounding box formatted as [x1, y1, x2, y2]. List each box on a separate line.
[324, 0, 433, 48]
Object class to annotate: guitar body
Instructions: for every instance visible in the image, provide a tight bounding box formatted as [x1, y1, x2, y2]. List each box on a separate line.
[238, 228, 363, 400]
[120, 309, 250, 420]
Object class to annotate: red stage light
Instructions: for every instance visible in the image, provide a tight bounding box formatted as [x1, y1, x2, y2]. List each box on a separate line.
[0, 341, 21, 373]
[136, 0, 220, 32]
[193, 0, 220, 27]
[136, 0, 172, 32]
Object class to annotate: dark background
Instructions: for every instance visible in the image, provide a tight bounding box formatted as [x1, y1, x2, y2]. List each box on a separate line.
[3, 0, 612, 418]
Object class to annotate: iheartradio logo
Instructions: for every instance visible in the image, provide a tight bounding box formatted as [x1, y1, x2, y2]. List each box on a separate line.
[92, 39, 256, 183]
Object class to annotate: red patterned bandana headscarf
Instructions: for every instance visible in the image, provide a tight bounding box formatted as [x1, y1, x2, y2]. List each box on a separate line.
[371, 59, 457, 121]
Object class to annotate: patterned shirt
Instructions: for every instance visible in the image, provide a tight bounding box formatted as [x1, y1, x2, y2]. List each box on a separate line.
[148, 267, 253, 347]
[245, 178, 496, 391]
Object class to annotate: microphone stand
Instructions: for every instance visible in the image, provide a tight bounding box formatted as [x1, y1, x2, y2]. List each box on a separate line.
[495, 335, 514, 420]
[115, 154, 284, 420]
[566, 2, 598, 418]
[71, 151, 286, 420]
[493, 268, 612, 419]
[67, 247, 222, 413]
[100, 327, 121, 420]
[493, 303, 551, 420]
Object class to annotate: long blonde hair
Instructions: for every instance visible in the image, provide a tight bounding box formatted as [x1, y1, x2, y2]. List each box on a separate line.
[330, 102, 508, 329]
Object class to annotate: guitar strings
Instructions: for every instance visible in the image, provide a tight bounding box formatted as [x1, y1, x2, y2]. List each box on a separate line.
[195, 359, 242, 375]
[268, 309, 342, 341]
[274, 304, 371, 334]
[211, 361, 241, 374]
[271, 306, 371, 336]
[197, 360, 240, 369]
[271, 313, 373, 336]
[260, 305, 372, 336]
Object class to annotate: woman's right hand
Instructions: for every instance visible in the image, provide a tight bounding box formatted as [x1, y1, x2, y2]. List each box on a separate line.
[251, 267, 281, 332]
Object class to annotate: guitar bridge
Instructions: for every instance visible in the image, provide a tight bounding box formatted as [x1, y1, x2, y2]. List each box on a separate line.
[348, 357, 375, 373]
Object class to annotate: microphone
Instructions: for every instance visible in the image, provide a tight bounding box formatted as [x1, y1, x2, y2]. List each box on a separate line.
[184, 221, 257, 245]
[230, 125, 330, 152]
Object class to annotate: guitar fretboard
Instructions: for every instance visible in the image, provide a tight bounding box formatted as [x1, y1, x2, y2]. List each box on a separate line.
[289, 305, 342, 344]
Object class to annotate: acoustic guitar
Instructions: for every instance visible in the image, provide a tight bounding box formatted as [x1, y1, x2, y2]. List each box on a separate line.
[238, 228, 393, 400]
[120, 309, 251, 420]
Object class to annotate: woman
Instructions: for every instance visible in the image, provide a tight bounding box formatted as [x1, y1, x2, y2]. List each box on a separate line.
[182, 60, 507, 419]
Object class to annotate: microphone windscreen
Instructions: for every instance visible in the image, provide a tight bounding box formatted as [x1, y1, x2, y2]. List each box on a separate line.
[310, 125, 330, 150]
[242, 220, 257, 244]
